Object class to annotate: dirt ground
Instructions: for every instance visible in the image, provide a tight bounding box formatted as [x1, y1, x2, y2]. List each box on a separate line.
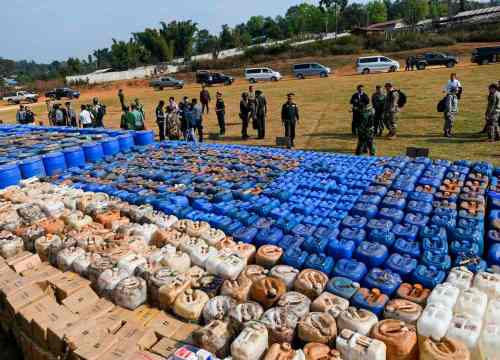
[1, 43, 499, 165]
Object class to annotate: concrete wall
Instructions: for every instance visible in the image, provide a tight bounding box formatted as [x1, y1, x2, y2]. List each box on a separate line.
[66, 65, 180, 85]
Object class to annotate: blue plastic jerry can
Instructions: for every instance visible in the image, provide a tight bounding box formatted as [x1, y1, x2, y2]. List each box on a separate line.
[303, 253, 335, 275]
[332, 258, 367, 282]
[341, 215, 368, 230]
[393, 238, 421, 259]
[450, 240, 480, 257]
[339, 228, 366, 245]
[291, 223, 317, 238]
[411, 265, 445, 289]
[378, 207, 405, 224]
[407, 201, 433, 216]
[275, 216, 300, 233]
[358, 194, 382, 206]
[326, 238, 356, 260]
[255, 217, 274, 231]
[422, 250, 452, 271]
[351, 202, 378, 219]
[351, 288, 389, 317]
[368, 229, 396, 248]
[431, 214, 457, 230]
[403, 213, 429, 229]
[384, 253, 417, 280]
[366, 185, 388, 197]
[355, 241, 389, 268]
[366, 219, 393, 234]
[302, 236, 329, 255]
[282, 247, 308, 269]
[233, 226, 259, 244]
[408, 191, 434, 203]
[455, 253, 488, 273]
[392, 224, 419, 241]
[255, 227, 284, 247]
[279, 235, 305, 249]
[326, 276, 360, 300]
[314, 227, 340, 241]
[381, 196, 406, 210]
[422, 236, 448, 255]
[363, 268, 402, 296]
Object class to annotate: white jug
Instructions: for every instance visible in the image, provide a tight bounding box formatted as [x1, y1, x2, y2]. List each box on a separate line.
[200, 228, 226, 247]
[117, 253, 147, 276]
[485, 298, 500, 322]
[478, 322, 500, 360]
[447, 267, 474, 291]
[269, 265, 300, 290]
[202, 295, 237, 323]
[336, 328, 387, 360]
[417, 303, 453, 341]
[427, 283, 460, 308]
[454, 287, 488, 320]
[113, 276, 147, 310]
[446, 314, 482, 350]
[231, 321, 268, 360]
[160, 245, 192, 273]
[473, 272, 500, 300]
[311, 292, 349, 318]
[205, 252, 246, 280]
[337, 307, 378, 336]
[57, 246, 86, 272]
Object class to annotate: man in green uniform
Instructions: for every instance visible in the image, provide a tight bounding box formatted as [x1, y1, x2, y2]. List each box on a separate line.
[371, 85, 386, 136]
[121, 106, 136, 130]
[215, 92, 226, 135]
[355, 104, 376, 156]
[383, 82, 400, 139]
[131, 104, 145, 130]
[255, 90, 267, 139]
[485, 83, 500, 142]
[281, 93, 300, 148]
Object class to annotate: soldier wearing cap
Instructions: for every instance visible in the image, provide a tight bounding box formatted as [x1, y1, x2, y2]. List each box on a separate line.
[255, 90, 267, 139]
[215, 91, 226, 136]
[383, 82, 400, 139]
[281, 93, 300, 148]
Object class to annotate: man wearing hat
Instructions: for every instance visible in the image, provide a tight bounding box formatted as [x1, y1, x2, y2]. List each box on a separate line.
[281, 93, 300, 148]
[443, 86, 459, 137]
[255, 90, 267, 139]
[383, 82, 399, 139]
[215, 91, 226, 136]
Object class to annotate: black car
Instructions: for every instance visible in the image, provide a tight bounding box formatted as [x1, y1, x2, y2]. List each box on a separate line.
[414, 52, 458, 70]
[471, 46, 500, 65]
[196, 71, 234, 86]
[45, 87, 80, 100]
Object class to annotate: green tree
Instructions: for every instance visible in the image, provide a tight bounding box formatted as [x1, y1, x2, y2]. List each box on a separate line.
[340, 3, 369, 30]
[246, 16, 265, 38]
[134, 28, 172, 62]
[367, 0, 388, 24]
[219, 24, 236, 50]
[160, 20, 198, 59]
[319, 0, 348, 35]
[66, 57, 82, 75]
[402, 0, 430, 27]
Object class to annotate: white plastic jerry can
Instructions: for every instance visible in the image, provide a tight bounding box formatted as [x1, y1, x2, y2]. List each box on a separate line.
[200, 228, 226, 247]
[189, 243, 219, 268]
[160, 245, 192, 273]
[478, 322, 500, 360]
[427, 282, 460, 308]
[336, 328, 387, 360]
[473, 272, 500, 300]
[185, 221, 211, 238]
[117, 253, 147, 276]
[113, 276, 147, 310]
[447, 267, 474, 291]
[337, 307, 378, 336]
[202, 295, 237, 323]
[269, 265, 300, 290]
[205, 252, 246, 280]
[454, 287, 488, 320]
[311, 291, 350, 318]
[485, 298, 500, 321]
[417, 303, 453, 341]
[276, 291, 312, 319]
[231, 321, 268, 360]
[173, 289, 210, 322]
[57, 246, 86, 272]
[446, 314, 483, 352]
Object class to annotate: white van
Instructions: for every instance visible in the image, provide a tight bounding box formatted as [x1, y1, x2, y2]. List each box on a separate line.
[356, 56, 400, 75]
[244, 67, 282, 83]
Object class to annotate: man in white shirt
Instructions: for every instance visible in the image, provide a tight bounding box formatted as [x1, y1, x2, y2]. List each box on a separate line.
[444, 73, 462, 97]
[79, 105, 93, 128]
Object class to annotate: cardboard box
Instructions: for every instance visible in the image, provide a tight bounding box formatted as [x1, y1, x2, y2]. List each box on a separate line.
[17, 296, 56, 337]
[70, 332, 118, 360]
[48, 272, 91, 302]
[20, 263, 57, 277]
[169, 323, 199, 345]
[116, 322, 150, 349]
[129, 305, 160, 328]
[147, 313, 184, 339]
[62, 286, 99, 315]
[6, 251, 34, 267]
[0, 269, 22, 293]
[31, 300, 76, 349]
[99, 342, 138, 360]
[78, 297, 115, 321]
[4, 282, 50, 320]
[150, 337, 180, 358]
[127, 351, 165, 360]
[11, 253, 42, 274]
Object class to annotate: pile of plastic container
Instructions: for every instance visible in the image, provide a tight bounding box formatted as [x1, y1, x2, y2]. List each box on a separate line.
[0, 181, 499, 360]
[0, 125, 155, 188]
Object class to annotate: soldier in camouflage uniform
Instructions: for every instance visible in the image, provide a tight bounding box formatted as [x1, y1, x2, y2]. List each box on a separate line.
[371, 85, 386, 136]
[383, 82, 400, 139]
[355, 104, 376, 156]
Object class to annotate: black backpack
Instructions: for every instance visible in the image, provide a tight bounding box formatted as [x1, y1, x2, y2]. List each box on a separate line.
[437, 97, 447, 113]
[397, 90, 407, 108]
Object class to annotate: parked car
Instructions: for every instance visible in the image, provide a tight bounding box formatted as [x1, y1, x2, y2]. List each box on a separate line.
[244, 67, 282, 83]
[149, 77, 184, 90]
[2, 91, 39, 105]
[414, 52, 458, 70]
[45, 87, 80, 100]
[196, 71, 234, 86]
[293, 63, 332, 79]
[471, 46, 500, 65]
[356, 56, 400, 75]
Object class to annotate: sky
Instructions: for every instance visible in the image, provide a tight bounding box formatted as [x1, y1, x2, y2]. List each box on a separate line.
[1, 0, 307, 63]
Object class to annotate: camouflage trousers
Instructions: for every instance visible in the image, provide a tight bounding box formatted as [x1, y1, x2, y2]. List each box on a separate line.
[487, 113, 500, 140]
[384, 112, 398, 133]
[356, 135, 376, 156]
[444, 112, 456, 133]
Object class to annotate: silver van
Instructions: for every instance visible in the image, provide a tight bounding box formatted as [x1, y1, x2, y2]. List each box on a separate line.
[293, 63, 331, 79]
[244, 67, 282, 83]
[356, 56, 400, 75]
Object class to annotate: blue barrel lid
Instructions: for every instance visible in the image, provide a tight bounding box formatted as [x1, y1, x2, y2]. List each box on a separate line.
[63, 146, 83, 153]
[0, 161, 20, 170]
[42, 151, 64, 158]
[20, 156, 42, 164]
[82, 141, 99, 147]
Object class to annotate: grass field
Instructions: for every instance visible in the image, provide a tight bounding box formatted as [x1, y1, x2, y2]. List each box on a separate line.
[1, 61, 499, 166]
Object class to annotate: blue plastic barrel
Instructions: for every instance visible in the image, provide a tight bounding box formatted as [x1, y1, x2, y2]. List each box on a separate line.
[0, 162, 22, 189]
[19, 156, 45, 179]
[42, 152, 67, 176]
[134, 130, 155, 146]
[101, 138, 120, 156]
[118, 134, 135, 152]
[63, 146, 86, 168]
[82, 142, 104, 163]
